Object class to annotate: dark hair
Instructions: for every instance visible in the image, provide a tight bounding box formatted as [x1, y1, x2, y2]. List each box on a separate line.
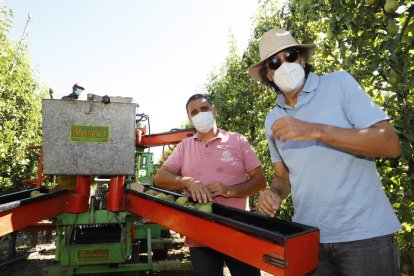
[259, 50, 314, 92]
[185, 93, 213, 113]
[72, 83, 85, 90]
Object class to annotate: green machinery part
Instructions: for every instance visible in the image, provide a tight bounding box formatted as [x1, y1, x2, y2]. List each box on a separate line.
[42, 151, 191, 275]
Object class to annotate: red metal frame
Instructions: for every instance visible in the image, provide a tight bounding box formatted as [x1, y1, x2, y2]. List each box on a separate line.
[126, 192, 319, 276]
[21, 146, 50, 188]
[106, 176, 125, 212]
[64, 176, 91, 213]
[0, 194, 66, 236]
[0, 176, 94, 235]
[137, 129, 194, 147]
[1, 184, 319, 275]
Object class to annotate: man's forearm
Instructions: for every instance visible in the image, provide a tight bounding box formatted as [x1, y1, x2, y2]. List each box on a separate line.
[274, 118, 400, 158]
[316, 121, 400, 158]
[269, 175, 290, 200]
[154, 167, 187, 191]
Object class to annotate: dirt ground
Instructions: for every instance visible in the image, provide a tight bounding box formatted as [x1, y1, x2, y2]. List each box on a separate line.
[0, 231, 272, 276]
[0, 231, 192, 276]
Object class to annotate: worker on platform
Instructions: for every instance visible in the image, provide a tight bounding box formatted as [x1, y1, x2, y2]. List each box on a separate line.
[61, 83, 85, 101]
[154, 93, 266, 276]
[249, 29, 401, 275]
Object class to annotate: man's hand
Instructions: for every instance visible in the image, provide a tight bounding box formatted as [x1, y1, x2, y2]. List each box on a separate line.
[184, 177, 213, 203]
[257, 189, 282, 218]
[206, 181, 228, 198]
[271, 116, 318, 142]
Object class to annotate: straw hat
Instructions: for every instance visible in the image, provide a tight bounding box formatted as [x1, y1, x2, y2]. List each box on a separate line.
[249, 29, 316, 83]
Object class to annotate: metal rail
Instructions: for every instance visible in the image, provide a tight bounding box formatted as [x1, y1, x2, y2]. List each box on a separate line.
[0, 189, 67, 236]
[125, 188, 319, 276]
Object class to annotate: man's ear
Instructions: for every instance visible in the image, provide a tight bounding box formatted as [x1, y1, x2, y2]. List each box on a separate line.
[301, 56, 306, 67]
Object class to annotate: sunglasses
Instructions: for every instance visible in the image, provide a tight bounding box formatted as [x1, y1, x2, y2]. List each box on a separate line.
[266, 49, 301, 70]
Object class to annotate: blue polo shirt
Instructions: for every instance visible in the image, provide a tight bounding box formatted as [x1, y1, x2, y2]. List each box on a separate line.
[265, 71, 400, 243]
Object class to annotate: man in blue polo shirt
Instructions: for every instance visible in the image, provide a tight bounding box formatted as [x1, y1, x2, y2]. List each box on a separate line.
[249, 29, 401, 275]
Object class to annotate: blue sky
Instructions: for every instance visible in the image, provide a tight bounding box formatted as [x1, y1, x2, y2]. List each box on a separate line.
[5, 0, 258, 160]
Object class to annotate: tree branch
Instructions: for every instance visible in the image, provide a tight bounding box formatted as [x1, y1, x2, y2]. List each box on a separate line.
[399, 4, 414, 39]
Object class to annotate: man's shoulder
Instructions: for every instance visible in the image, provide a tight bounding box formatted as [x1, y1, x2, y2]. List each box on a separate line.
[319, 70, 352, 81]
[218, 129, 250, 144]
[264, 106, 280, 124]
[61, 94, 77, 100]
[179, 136, 196, 145]
[219, 129, 243, 138]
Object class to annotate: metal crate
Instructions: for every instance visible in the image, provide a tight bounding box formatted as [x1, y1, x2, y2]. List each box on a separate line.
[42, 99, 136, 175]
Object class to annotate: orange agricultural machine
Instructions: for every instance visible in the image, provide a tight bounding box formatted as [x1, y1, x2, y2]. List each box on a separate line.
[0, 96, 319, 275]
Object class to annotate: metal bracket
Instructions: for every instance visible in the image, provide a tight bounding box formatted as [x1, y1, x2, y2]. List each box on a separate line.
[263, 253, 288, 268]
[84, 93, 134, 114]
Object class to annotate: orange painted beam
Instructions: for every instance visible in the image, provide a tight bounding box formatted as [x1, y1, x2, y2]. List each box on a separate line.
[137, 129, 194, 147]
[125, 190, 319, 276]
[107, 176, 125, 212]
[0, 192, 66, 236]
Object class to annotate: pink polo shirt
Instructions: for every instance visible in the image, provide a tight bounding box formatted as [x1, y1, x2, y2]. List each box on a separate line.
[164, 128, 261, 209]
[163, 129, 261, 247]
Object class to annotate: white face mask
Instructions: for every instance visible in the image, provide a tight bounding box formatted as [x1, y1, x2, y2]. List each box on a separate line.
[191, 111, 215, 133]
[74, 88, 83, 96]
[272, 62, 305, 93]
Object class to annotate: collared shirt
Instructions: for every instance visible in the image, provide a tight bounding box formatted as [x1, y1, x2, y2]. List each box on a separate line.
[164, 128, 261, 210]
[265, 71, 400, 243]
[163, 128, 261, 247]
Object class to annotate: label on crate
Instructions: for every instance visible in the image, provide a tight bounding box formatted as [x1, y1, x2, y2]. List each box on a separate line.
[77, 249, 110, 262]
[70, 125, 110, 143]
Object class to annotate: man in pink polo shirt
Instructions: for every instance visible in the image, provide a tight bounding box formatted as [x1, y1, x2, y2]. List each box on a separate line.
[154, 93, 266, 276]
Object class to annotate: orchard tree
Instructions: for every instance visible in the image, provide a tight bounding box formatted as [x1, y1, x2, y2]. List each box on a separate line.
[205, 0, 413, 273]
[0, 3, 48, 193]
